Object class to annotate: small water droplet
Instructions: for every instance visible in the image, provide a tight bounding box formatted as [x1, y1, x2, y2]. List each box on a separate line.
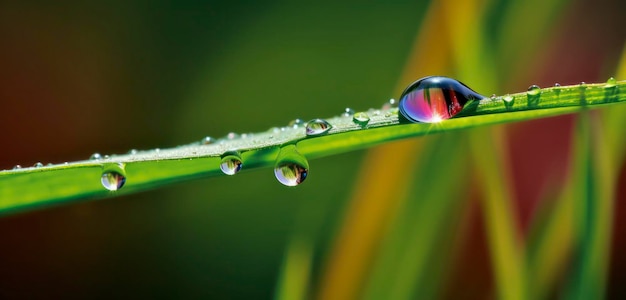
[605, 77, 617, 88]
[398, 76, 484, 123]
[90, 153, 102, 160]
[305, 119, 332, 136]
[202, 136, 216, 145]
[579, 82, 587, 88]
[288, 119, 304, 128]
[101, 164, 126, 191]
[527, 85, 541, 106]
[220, 152, 243, 175]
[12, 165, 22, 170]
[490, 94, 497, 100]
[553, 83, 561, 96]
[503, 94, 514, 109]
[128, 149, 138, 155]
[342, 108, 355, 117]
[46, 163, 53, 166]
[227, 132, 238, 140]
[271, 127, 281, 133]
[353, 112, 370, 125]
[274, 145, 309, 186]
[103, 155, 110, 159]
[33, 162, 43, 168]
[154, 148, 161, 153]
[527, 85, 541, 96]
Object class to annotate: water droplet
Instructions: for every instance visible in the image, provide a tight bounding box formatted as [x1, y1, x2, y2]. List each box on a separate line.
[503, 94, 514, 109]
[226, 132, 238, 140]
[274, 145, 309, 186]
[103, 155, 110, 159]
[90, 153, 102, 160]
[288, 119, 304, 128]
[398, 76, 484, 123]
[12, 165, 22, 170]
[33, 162, 43, 168]
[154, 148, 161, 153]
[605, 77, 617, 88]
[382, 98, 397, 110]
[128, 149, 138, 155]
[353, 112, 371, 125]
[527, 85, 541, 96]
[305, 119, 332, 136]
[527, 85, 541, 106]
[490, 94, 497, 100]
[202, 136, 216, 145]
[553, 83, 561, 96]
[342, 108, 355, 117]
[220, 152, 243, 175]
[101, 164, 126, 191]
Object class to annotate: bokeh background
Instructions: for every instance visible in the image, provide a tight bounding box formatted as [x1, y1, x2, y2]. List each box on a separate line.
[0, 0, 625, 299]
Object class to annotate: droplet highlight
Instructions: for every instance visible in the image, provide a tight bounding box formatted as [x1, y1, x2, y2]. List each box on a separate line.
[101, 164, 127, 191]
[220, 152, 243, 175]
[398, 76, 484, 123]
[305, 119, 332, 136]
[274, 145, 309, 186]
[353, 112, 370, 125]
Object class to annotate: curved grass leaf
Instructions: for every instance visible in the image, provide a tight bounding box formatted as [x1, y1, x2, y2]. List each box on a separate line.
[0, 81, 624, 215]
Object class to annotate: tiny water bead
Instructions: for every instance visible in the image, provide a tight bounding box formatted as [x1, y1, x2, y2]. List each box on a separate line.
[101, 164, 127, 191]
[554, 83, 562, 96]
[343, 108, 355, 117]
[398, 76, 485, 123]
[353, 112, 370, 125]
[274, 145, 309, 186]
[527, 85, 541, 96]
[305, 119, 332, 136]
[33, 162, 44, 168]
[289, 119, 305, 128]
[90, 153, 102, 160]
[220, 152, 243, 175]
[382, 98, 397, 110]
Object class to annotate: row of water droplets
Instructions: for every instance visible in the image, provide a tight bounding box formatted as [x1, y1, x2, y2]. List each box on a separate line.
[491, 77, 620, 110]
[215, 98, 399, 186]
[7, 76, 621, 191]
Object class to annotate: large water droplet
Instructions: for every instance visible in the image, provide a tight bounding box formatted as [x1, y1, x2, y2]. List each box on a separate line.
[90, 153, 102, 160]
[220, 152, 243, 175]
[274, 145, 309, 186]
[101, 164, 126, 191]
[353, 112, 370, 125]
[398, 76, 484, 123]
[305, 119, 332, 136]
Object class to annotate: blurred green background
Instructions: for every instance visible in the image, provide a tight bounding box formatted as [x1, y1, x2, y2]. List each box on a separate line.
[0, 0, 625, 299]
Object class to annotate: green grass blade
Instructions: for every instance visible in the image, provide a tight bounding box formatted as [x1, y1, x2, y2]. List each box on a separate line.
[1, 81, 625, 215]
[362, 133, 469, 300]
